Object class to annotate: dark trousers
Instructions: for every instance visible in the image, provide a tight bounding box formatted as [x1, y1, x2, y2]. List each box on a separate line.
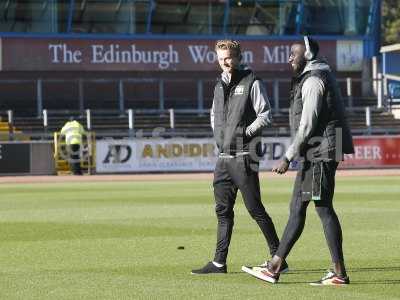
[275, 160, 344, 263]
[213, 156, 280, 264]
[68, 144, 82, 175]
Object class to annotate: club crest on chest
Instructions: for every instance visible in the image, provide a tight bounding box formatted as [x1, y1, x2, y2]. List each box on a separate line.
[233, 85, 245, 95]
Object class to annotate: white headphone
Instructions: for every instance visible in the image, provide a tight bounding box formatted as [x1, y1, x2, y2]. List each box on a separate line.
[304, 36, 314, 61]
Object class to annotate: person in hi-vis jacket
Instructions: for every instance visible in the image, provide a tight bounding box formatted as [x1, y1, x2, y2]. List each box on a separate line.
[60, 117, 85, 175]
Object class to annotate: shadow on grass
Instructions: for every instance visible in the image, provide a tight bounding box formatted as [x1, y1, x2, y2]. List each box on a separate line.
[231, 266, 400, 285]
[278, 279, 400, 285]
[234, 275, 400, 285]
[282, 266, 400, 274]
[230, 266, 400, 275]
[350, 279, 400, 285]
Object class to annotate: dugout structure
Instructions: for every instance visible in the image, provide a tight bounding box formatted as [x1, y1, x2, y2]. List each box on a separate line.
[53, 131, 96, 175]
[381, 43, 400, 117]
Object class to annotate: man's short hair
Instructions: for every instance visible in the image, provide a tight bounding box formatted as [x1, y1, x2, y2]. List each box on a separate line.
[215, 40, 242, 57]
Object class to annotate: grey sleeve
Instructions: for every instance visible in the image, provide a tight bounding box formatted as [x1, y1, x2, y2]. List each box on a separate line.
[210, 101, 215, 131]
[285, 76, 325, 161]
[245, 80, 272, 137]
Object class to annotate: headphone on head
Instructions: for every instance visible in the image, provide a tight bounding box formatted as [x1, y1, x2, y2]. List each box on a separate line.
[303, 36, 315, 61]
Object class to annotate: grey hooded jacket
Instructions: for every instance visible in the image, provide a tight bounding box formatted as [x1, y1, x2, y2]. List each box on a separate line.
[285, 59, 354, 161]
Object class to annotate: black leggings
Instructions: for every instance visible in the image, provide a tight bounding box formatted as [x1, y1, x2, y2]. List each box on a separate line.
[275, 161, 344, 263]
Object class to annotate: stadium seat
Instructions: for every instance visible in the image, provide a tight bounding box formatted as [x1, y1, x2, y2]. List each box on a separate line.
[71, 0, 149, 34]
[0, 0, 57, 33]
[388, 82, 400, 104]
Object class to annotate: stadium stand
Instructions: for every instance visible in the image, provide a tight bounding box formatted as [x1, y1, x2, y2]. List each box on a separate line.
[1, 0, 396, 139]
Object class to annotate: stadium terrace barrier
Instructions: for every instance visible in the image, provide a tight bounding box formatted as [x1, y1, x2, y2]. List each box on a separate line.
[342, 136, 400, 168]
[1, 136, 398, 176]
[95, 136, 400, 174]
[0, 141, 55, 175]
[96, 137, 291, 173]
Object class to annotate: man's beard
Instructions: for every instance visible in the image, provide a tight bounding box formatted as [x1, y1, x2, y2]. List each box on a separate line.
[293, 60, 306, 76]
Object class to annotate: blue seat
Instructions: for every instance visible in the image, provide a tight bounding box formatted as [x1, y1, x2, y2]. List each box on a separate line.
[388, 82, 400, 104]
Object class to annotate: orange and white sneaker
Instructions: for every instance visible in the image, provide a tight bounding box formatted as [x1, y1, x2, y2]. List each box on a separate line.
[241, 261, 285, 284]
[310, 271, 350, 286]
[242, 265, 280, 283]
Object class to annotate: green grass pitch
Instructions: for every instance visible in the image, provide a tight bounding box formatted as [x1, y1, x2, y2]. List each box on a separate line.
[0, 175, 399, 299]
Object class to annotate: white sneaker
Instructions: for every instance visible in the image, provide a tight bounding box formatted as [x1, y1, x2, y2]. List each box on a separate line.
[243, 260, 289, 273]
[241, 263, 280, 284]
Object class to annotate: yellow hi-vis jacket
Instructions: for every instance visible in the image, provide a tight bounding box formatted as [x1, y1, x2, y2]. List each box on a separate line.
[60, 120, 85, 145]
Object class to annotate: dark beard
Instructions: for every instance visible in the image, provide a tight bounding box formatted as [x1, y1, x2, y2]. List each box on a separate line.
[293, 60, 306, 76]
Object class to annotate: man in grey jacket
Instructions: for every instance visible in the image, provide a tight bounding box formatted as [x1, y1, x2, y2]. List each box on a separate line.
[243, 37, 354, 285]
[191, 40, 285, 274]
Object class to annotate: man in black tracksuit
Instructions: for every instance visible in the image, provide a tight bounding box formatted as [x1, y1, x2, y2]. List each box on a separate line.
[191, 40, 283, 274]
[244, 37, 355, 285]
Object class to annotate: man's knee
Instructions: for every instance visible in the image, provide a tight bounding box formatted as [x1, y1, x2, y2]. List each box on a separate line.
[215, 203, 234, 219]
[246, 206, 269, 221]
[315, 205, 335, 220]
[289, 201, 308, 219]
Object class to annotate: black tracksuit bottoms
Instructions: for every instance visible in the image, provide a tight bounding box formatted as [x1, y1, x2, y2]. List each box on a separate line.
[213, 155, 280, 264]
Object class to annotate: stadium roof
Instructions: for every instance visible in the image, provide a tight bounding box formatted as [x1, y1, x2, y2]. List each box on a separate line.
[381, 43, 400, 82]
[380, 44, 400, 53]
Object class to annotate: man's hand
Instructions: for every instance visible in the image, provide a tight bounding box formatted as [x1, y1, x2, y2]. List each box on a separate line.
[272, 158, 290, 174]
[245, 126, 253, 137]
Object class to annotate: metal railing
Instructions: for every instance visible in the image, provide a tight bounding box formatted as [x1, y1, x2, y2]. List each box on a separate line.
[2, 103, 398, 141]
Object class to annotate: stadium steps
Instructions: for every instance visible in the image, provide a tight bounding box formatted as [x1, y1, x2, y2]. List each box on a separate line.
[55, 159, 71, 174]
[352, 97, 380, 107]
[0, 120, 30, 141]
